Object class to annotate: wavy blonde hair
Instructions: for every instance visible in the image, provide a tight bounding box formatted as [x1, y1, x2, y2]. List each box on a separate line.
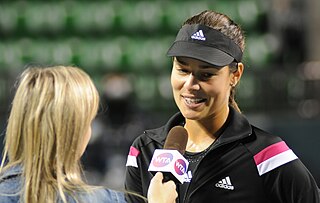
[1, 65, 100, 203]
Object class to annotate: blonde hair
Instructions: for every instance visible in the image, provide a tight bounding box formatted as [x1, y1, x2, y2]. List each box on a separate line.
[0, 65, 100, 203]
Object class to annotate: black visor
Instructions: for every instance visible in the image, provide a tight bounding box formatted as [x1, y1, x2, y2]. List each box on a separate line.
[167, 24, 243, 67]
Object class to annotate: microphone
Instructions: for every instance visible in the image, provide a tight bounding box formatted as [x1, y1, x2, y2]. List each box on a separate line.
[148, 126, 189, 184]
[163, 126, 188, 154]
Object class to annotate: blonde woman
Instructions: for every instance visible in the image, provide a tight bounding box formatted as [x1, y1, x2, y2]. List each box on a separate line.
[0, 65, 177, 203]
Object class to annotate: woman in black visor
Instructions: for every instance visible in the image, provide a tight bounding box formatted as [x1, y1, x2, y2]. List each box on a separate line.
[125, 10, 320, 203]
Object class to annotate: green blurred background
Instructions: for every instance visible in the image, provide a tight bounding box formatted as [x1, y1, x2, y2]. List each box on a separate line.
[1, 0, 319, 189]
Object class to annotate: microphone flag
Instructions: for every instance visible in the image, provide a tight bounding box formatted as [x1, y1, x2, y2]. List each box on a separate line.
[148, 149, 189, 184]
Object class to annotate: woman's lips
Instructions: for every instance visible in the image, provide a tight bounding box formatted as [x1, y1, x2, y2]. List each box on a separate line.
[182, 96, 207, 108]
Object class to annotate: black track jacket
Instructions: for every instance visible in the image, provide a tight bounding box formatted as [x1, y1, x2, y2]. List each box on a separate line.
[125, 107, 320, 203]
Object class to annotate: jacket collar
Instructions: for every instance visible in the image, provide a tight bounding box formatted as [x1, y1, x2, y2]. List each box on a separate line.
[0, 164, 22, 180]
[146, 106, 252, 145]
[213, 106, 252, 146]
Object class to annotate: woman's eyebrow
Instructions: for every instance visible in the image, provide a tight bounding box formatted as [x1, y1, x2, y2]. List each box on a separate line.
[199, 63, 222, 70]
[199, 64, 217, 69]
[175, 57, 188, 65]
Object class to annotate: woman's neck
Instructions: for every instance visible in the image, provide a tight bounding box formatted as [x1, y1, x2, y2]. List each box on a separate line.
[185, 106, 229, 152]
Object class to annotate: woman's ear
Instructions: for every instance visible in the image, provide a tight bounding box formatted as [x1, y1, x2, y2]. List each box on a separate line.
[231, 62, 244, 86]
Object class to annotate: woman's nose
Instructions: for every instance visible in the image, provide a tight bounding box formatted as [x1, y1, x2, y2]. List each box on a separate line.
[184, 73, 200, 91]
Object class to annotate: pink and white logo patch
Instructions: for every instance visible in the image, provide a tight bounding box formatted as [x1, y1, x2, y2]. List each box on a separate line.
[126, 146, 140, 168]
[152, 153, 173, 167]
[254, 141, 298, 176]
[174, 159, 187, 175]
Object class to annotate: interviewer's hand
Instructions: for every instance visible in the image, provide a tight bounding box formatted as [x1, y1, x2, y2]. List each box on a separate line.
[147, 172, 178, 203]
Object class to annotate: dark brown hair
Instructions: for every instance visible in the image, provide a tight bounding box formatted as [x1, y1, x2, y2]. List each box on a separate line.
[182, 10, 245, 112]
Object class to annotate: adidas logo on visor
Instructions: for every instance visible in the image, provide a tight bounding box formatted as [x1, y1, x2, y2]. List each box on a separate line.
[191, 29, 206, 41]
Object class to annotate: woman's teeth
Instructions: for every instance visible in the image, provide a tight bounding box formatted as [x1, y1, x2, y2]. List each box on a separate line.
[185, 97, 205, 104]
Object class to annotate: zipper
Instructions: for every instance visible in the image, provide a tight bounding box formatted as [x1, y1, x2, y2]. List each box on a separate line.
[182, 135, 250, 202]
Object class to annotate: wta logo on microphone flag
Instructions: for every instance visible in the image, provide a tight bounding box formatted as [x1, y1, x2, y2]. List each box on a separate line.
[152, 153, 173, 167]
[148, 149, 189, 184]
[175, 159, 187, 175]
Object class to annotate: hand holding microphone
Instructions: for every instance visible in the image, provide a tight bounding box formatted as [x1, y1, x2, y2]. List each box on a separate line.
[148, 126, 189, 184]
[147, 172, 178, 203]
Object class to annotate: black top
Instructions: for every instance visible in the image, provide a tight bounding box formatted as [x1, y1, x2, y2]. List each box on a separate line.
[125, 107, 320, 203]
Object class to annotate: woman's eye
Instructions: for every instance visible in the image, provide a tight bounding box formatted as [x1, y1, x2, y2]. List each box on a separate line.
[201, 72, 214, 78]
[204, 73, 213, 77]
[177, 68, 189, 74]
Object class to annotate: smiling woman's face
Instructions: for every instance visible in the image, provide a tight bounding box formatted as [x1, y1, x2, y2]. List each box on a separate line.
[171, 56, 234, 122]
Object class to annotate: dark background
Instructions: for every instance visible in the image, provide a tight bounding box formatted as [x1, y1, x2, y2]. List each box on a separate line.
[0, 0, 319, 189]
